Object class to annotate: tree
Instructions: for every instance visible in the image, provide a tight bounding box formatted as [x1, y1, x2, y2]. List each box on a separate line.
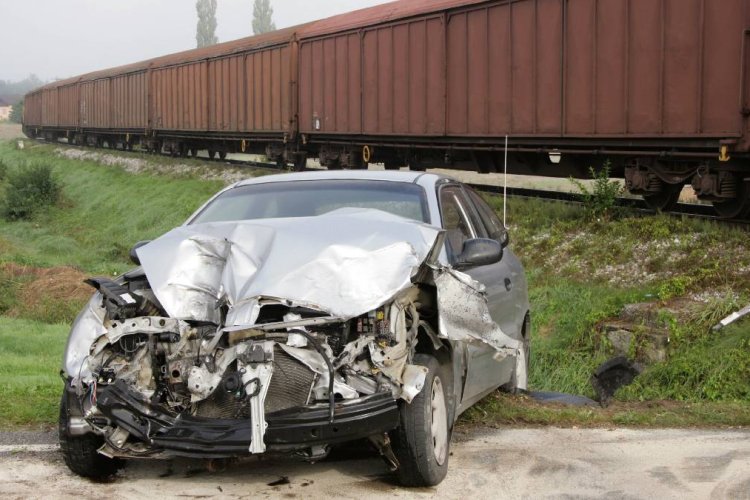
[252, 0, 276, 35]
[196, 0, 218, 48]
[9, 101, 23, 124]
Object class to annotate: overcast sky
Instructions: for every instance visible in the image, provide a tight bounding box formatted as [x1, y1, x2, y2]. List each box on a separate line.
[0, 0, 391, 82]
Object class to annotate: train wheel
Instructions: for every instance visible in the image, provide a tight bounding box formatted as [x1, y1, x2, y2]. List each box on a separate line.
[190, 148, 198, 158]
[208, 150, 217, 160]
[219, 151, 227, 161]
[293, 153, 308, 172]
[713, 181, 750, 219]
[643, 184, 683, 212]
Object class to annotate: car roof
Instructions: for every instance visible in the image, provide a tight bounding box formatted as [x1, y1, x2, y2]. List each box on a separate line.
[234, 170, 453, 188]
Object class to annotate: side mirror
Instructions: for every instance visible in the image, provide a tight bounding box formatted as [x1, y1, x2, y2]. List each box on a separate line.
[455, 238, 503, 269]
[129, 241, 151, 266]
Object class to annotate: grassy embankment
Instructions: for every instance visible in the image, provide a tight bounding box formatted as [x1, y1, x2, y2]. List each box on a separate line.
[0, 139, 748, 429]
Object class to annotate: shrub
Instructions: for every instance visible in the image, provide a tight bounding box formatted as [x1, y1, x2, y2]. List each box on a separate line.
[570, 161, 624, 220]
[0, 159, 7, 181]
[1, 164, 61, 220]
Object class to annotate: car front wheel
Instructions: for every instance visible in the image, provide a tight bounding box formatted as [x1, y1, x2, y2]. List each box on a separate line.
[393, 353, 451, 487]
[58, 392, 122, 479]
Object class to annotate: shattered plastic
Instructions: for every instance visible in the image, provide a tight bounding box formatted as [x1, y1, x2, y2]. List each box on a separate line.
[435, 269, 527, 390]
[62, 292, 107, 384]
[61, 207, 527, 462]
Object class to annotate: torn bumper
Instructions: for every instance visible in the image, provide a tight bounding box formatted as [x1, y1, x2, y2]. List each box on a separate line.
[66, 380, 399, 459]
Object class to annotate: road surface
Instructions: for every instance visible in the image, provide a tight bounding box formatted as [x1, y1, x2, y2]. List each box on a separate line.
[1, 427, 748, 499]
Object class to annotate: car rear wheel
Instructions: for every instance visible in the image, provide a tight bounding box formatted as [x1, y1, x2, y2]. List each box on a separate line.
[393, 353, 450, 487]
[58, 393, 122, 479]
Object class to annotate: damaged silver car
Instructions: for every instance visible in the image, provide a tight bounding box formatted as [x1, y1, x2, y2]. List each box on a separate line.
[59, 171, 530, 486]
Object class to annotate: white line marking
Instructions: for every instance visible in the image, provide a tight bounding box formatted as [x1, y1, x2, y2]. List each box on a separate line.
[0, 444, 58, 453]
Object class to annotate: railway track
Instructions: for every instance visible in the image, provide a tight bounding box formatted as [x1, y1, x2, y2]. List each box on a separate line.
[46, 141, 750, 227]
[469, 184, 750, 227]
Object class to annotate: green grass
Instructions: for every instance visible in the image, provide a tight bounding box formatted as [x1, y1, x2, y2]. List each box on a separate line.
[461, 392, 750, 429]
[0, 141, 224, 274]
[0, 317, 68, 428]
[0, 141, 748, 429]
[493, 194, 750, 404]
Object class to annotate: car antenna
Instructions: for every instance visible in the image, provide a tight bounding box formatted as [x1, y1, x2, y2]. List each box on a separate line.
[503, 135, 509, 229]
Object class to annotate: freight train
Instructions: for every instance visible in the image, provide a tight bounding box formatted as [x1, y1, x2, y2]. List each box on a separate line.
[23, 0, 750, 218]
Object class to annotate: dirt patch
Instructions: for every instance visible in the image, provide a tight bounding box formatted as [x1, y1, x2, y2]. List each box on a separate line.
[0, 123, 23, 141]
[1, 263, 91, 322]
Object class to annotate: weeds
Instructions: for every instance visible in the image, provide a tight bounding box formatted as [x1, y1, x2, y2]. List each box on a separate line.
[569, 161, 624, 220]
[1, 140, 749, 428]
[1, 163, 61, 220]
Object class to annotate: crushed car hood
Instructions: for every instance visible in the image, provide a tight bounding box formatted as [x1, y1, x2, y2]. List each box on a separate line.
[137, 208, 443, 325]
[64, 208, 525, 390]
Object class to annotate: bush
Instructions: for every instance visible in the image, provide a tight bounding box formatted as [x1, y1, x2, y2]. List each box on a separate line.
[1, 164, 61, 220]
[570, 161, 624, 220]
[0, 159, 7, 181]
[10, 101, 24, 124]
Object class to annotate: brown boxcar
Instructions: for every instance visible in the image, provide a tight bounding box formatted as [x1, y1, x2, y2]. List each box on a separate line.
[298, 0, 750, 142]
[112, 71, 148, 131]
[41, 88, 58, 128]
[57, 82, 80, 129]
[297, 0, 486, 138]
[80, 79, 112, 130]
[148, 26, 299, 138]
[23, 91, 42, 127]
[21, 0, 750, 217]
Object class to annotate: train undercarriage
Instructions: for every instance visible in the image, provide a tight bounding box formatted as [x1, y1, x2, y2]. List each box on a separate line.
[24, 125, 750, 220]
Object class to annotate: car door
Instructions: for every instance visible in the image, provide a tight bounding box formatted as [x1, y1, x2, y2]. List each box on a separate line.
[437, 184, 516, 406]
[464, 187, 527, 338]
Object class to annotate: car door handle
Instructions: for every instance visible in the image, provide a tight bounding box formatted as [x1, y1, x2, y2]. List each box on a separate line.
[504, 278, 512, 292]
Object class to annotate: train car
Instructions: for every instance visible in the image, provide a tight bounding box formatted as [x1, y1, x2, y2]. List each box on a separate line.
[146, 26, 301, 159]
[295, 0, 750, 217]
[22, 0, 750, 218]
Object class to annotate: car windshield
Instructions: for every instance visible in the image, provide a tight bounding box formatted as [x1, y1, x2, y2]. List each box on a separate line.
[190, 179, 429, 224]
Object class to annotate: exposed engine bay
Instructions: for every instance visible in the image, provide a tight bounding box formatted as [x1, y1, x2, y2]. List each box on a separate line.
[73, 274, 432, 459]
[62, 211, 524, 462]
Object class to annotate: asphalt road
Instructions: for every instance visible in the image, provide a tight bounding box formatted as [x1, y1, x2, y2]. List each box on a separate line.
[1, 427, 748, 499]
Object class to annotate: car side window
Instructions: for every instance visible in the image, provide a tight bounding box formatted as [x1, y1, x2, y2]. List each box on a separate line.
[467, 188, 507, 242]
[439, 186, 476, 260]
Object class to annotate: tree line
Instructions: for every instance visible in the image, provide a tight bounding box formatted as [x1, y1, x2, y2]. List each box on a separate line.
[196, 0, 276, 48]
[1, 75, 41, 124]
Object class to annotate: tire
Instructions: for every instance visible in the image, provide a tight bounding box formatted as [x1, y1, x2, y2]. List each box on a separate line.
[393, 354, 451, 487]
[58, 393, 122, 479]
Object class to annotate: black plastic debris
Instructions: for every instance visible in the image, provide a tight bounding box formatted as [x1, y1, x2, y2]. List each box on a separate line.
[267, 476, 291, 487]
[590, 356, 642, 407]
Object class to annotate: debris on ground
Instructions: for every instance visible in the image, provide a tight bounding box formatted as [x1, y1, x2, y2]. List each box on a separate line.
[590, 356, 642, 407]
[712, 304, 750, 331]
